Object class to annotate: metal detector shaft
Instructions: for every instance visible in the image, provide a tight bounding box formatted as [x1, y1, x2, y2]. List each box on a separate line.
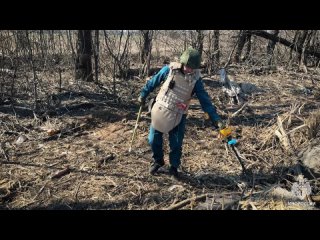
[230, 144, 247, 174]
[129, 105, 143, 152]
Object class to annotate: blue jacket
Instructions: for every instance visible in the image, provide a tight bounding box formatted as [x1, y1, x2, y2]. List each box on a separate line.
[140, 65, 221, 122]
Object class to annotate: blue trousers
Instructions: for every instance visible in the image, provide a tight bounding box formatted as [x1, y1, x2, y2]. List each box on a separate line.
[148, 115, 186, 168]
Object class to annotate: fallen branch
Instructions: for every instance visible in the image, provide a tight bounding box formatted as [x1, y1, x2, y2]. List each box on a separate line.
[164, 194, 207, 210]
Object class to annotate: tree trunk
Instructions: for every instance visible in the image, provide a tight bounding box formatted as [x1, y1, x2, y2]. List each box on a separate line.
[75, 30, 93, 82]
[140, 30, 153, 64]
[50, 30, 55, 54]
[213, 30, 220, 66]
[25, 30, 39, 111]
[39, 30, 45, 62]
[233, 30, 248, 63]
[243, 33, 252, 61]
[289, 30, 300, 65]
[299, 30, 313, 71]
[183, 30, 187, 51]
[139, 30, 153, 77]
[195, 30, 204, 59]
[266, 30, 279, 65]
[93, 30, 99, 82]
[190, 30, 204, 59]
[207, 30, 220, 74]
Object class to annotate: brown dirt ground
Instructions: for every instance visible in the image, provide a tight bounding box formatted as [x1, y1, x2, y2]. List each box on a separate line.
[1, 67, 320, 210]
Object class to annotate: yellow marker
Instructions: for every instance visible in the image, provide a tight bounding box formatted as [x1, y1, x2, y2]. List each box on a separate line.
[219, 127, 232, 138]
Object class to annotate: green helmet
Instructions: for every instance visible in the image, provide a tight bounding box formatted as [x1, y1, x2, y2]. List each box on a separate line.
[180, 47, 201, 69]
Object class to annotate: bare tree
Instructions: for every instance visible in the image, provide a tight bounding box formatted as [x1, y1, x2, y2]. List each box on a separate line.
[75, 30, 93, 82]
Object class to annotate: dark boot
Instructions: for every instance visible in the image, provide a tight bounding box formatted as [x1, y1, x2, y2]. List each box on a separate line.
[169, 166, 179, 179]
[149, 161, 164, 175]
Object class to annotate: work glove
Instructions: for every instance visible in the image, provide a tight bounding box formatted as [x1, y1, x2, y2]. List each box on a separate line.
[138, 96, 146, 106]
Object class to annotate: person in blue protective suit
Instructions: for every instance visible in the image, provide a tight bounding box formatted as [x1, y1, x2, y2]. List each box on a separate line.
[138, 47, 225, 178]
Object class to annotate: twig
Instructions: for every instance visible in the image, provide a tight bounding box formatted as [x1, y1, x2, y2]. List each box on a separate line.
[96, 153, 115, 167]
[286, 124, 307, 135]
[74, 176, 84, 202]
[51, 166, 71, 179]
[232, 102, 248, 117]
[237, 186, 248, 210]
[224, 34, 240, 69]
[32, 180, 49, 200]
[249, 201, 258, 210]
[47, 160, 65, 168]
[0, 143, 9, 161]
[164, 194, 207, 210]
